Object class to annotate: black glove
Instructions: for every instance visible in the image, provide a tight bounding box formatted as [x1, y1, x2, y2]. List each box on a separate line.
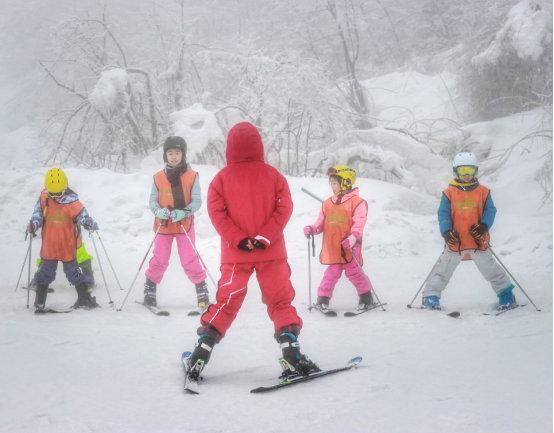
[470, 223, 488, 241]
[443, 229, 460, 247]
[26, 221, 38, 237]
[238, 238, 254, 252]
[82, 217, 99, 231]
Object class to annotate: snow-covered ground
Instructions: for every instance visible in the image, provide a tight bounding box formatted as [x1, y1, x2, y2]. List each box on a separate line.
[0, 107, 552, 433]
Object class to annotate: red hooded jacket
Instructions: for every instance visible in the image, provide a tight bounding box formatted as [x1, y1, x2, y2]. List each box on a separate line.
[207, 122, 293, 263]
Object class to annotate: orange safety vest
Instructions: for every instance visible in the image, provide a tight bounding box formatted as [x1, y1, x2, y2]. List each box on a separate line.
[39, 190, 84, 262]
[443, 184, 491, 252]
[320, 195, 366, 265]
[153, 169, 197, 234]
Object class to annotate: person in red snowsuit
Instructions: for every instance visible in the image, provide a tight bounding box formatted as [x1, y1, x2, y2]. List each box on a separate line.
[184, 121, 319, 383]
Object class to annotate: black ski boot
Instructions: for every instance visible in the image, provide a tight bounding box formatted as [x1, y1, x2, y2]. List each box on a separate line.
[357, 291, 374, 311]
[144, 279, 157, 307]
[194, 280, 209, 310]
[186, 331, 218, 380]
[277, 331, 320, 378]
[73, 283, 99, 309]
[34, 283, 49, 313]
[79, 260, 96, 288]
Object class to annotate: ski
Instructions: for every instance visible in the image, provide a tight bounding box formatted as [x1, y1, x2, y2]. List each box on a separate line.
[181, 351, 201, 394]
[135, 301, 170, 316]
[311, 304, 338, 317]
[483, 304, 526, 316]
[406, 305, 461, 318]
[34, 307, 73, 314]
[250, 356, 362, 394]
[344, 302, 387, 317]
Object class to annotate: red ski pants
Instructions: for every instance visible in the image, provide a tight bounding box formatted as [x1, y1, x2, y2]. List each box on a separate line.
[200, 259, 303, 338]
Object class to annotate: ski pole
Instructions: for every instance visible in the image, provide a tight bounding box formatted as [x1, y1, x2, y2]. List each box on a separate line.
[89, 231, 114, 306]
[301, 187, 323, 203]
[489, 247, 541, 312]
[117, 225, 162, 311]
[179, 223, 218, 289]
[14, 234, 32, 292]
[307, 235, 313, 311]
[352, 252, 386, 311]
[406, 251, 442, 309]
[95, 232, 124, 291]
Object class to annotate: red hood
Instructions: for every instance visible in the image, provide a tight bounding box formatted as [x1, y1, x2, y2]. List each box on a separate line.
[226, 122, 264, 164]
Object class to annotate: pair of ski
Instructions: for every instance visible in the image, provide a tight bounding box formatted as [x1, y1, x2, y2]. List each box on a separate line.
[407, 303, 526, 318]
[135, 301, 205, 317]
[312, 302, 387, 317]
[181, 351, 363, 394]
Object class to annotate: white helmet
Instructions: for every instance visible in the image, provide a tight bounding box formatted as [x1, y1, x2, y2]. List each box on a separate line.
[452, 152, 478, 168]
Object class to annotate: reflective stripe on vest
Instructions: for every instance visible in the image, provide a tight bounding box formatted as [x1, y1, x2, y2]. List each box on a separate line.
[39, 190, 84, 262]
[443, 184, 491, 252]
[153, 169, 197, 234]
[320, 195, 365, 265]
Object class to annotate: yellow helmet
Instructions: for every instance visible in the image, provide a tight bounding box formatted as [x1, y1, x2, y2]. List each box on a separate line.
[328, 165, 356, 191]
[44, 168, 68, 194]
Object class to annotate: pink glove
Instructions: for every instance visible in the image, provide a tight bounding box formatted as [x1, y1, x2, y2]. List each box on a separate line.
[303, 226, 314, 238]
[341, 234, 357, 250]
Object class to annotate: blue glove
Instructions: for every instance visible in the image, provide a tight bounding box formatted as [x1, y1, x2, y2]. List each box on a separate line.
[82, 217, 99, 231]
[170, 209, 190, 222]
[155, 208, 170, 220]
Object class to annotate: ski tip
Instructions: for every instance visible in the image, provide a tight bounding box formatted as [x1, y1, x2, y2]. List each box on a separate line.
[347, 356, 363, 367]
[406, 304, 413, 309]
[181, 351, 192, 360]
[344, 311, 356, 317]
[447, 311, 461, 318]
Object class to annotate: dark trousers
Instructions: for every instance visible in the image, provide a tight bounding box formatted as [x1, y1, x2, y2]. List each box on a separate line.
[34, 259, 90, 287]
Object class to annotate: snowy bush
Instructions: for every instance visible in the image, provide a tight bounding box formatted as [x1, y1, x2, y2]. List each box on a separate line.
[88, 68, 129, 116]
[461, 0, 553, 121]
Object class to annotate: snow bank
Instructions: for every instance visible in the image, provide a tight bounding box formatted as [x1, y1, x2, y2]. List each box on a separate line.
[309, 127, 450, 197]
[362, 71, 460, 124]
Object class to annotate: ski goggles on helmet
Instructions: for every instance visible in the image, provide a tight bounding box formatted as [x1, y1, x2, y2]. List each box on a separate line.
[455, 165, 477, 177]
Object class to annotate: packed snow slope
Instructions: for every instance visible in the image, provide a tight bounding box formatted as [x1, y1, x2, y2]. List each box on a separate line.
[0, 112, 551, 433]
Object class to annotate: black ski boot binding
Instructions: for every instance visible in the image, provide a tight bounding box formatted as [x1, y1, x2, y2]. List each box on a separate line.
[73, 283, 99, 309]
[144, 279, 157, 307]
[277, 332, 320, 379]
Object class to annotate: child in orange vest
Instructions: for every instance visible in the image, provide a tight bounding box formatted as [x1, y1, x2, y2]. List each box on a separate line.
[421, 152, 515, 311]
[26, 168, 99, 312]
[303, 165, 374, 313]
[143, 136, 209, 310]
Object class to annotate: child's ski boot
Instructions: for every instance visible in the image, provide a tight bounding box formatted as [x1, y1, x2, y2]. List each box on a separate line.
[144, 279, 157, 307]
[357, 291, 374, 311]
[277, 331, 320, 380]
[34, 283, 49, 313]
[73, 283, 99, 309]
[497, 285, 516, 310]
[422, 295, 441, 310]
